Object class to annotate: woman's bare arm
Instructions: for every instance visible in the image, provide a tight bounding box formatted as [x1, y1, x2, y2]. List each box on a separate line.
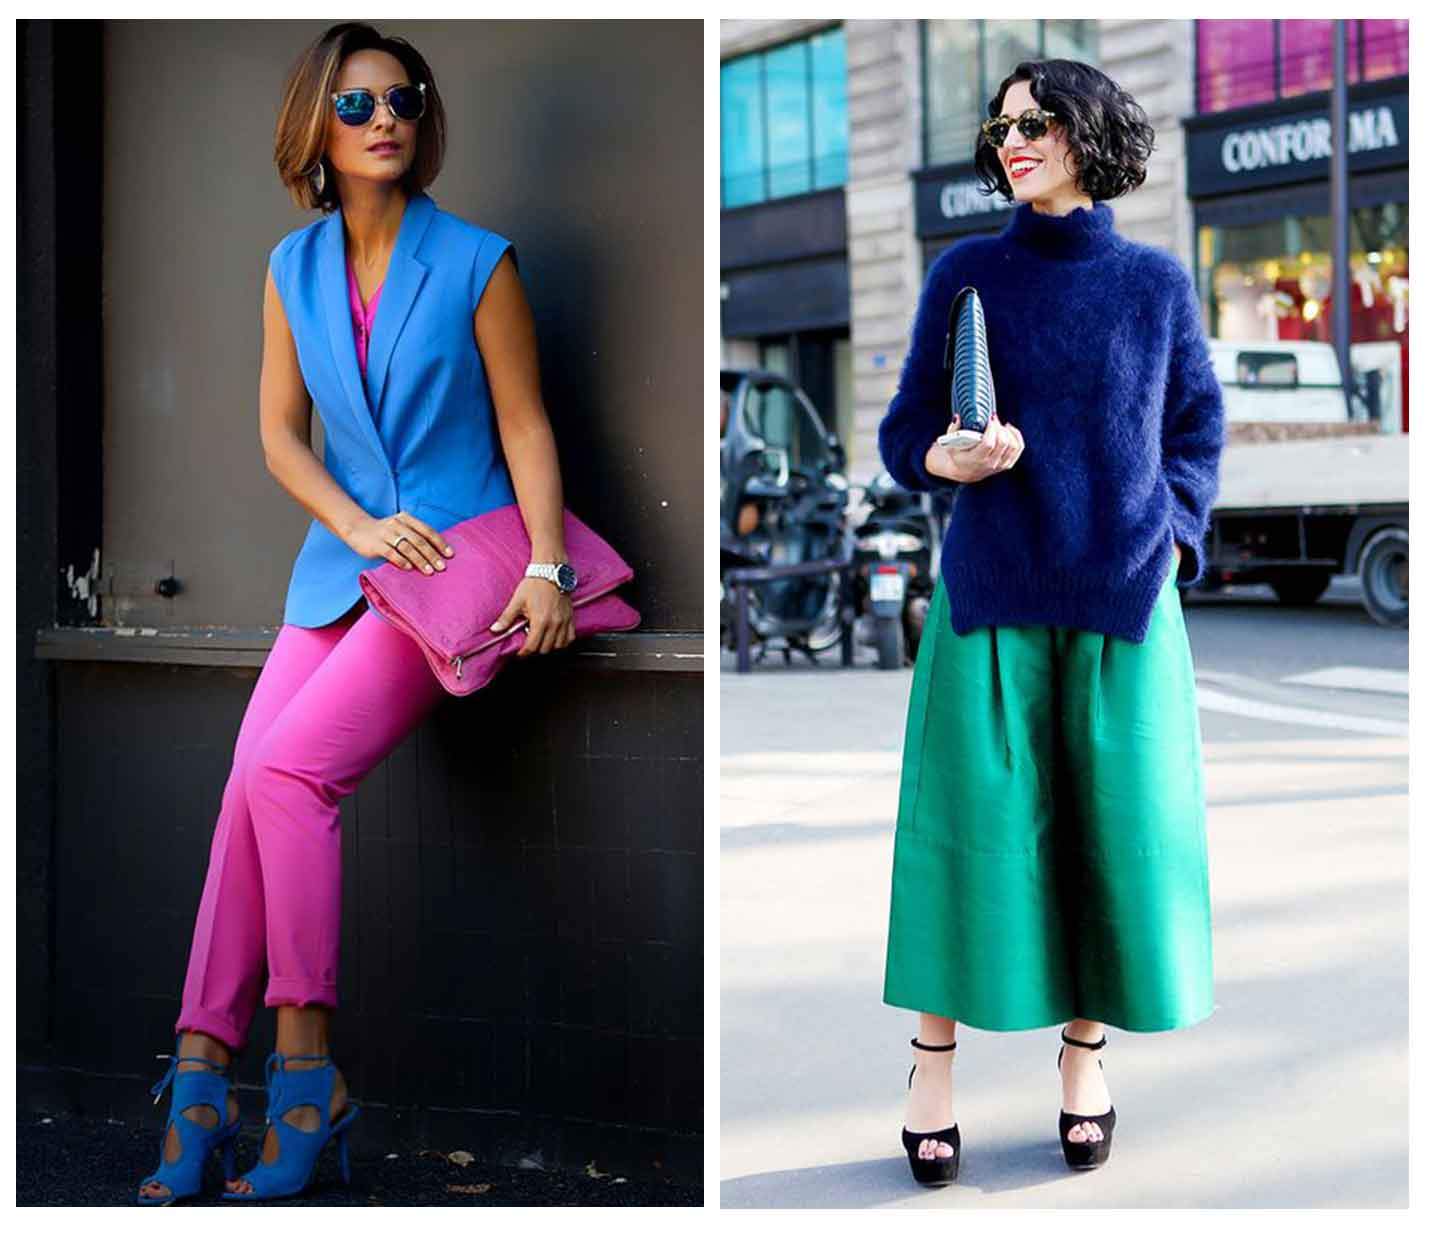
[476, 252, 567, 564]
[259, 266, 370, 542]
[475, 252, 574, 654]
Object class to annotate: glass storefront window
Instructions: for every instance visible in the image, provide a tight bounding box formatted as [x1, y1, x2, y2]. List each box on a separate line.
[924, 22, 980, 167]
[923, 20, 1098, 167]
[982, 20, 1042, 110]
[1197, 202, 1409, 428]
[1197, 20, 1407, 114]
[810, 28, 848, 191]
[1043, 20, 1093, 65]
[721, 27, 849, 209]
[765, 43, 811, 199]
[721, 56, 765, 208]
[1280, 20, 1360, 98]
[1197, 21, 1278, 113]
[1361, 19, 1408, 79]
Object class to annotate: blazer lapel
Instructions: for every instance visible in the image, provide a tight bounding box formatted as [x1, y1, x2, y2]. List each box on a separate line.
[321, 191, 437, 471]
[366, 193, 435, 426]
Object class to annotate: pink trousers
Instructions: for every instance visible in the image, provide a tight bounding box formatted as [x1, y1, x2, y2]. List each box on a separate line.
[174, 597, 448, 1052]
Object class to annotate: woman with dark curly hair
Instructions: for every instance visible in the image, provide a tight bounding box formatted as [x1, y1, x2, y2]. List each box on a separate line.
[879, 59, 1224, 1184]
[136, 22, 577, 1204]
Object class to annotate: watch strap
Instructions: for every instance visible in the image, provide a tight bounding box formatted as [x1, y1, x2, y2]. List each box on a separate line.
[525, 562, 576, 592]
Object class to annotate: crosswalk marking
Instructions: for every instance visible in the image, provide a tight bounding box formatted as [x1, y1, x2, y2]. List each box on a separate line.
[1194, 687, 1408, 736]
[1280, 666, 1409, 696]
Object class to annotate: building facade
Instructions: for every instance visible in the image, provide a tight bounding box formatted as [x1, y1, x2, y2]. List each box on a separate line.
[720, 18, 1408, 481]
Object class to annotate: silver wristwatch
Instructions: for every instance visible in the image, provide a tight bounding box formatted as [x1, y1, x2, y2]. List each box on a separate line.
[525, 561, 577, 594]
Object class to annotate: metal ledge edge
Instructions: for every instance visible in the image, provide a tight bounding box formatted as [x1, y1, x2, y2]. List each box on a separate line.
[34, 626, 705, 673]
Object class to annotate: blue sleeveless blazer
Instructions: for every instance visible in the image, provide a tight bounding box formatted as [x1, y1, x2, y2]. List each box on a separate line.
[267, 190, 517, 627]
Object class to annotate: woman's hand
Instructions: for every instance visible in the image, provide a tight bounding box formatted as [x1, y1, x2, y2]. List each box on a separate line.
[924, 413, 1024, 484]
[345, 511, 454, 574]
[489, 577, 576, 657]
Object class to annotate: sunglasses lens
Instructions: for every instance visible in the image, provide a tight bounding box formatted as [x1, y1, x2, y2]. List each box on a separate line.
[335, 91, 374, 126]
[388, 86, 425, 121]
[982, 111, 1052, 148]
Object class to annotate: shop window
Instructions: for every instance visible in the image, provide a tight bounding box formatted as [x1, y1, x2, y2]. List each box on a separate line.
[1196, 21, 1276, 114]
[1198, 202, 1409, 429]
[721, 27, 849, 209]
[1361, 20, 1408, 79]
[1197, 20, 1407, 114]
[923, 20, 1099, 167]
[1280, 21, 1361, 98]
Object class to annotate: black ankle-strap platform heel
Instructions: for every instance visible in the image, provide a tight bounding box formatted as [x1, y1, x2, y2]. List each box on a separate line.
[901, 1037, 961, 1186]
[1056, 1030, 1117, 1170]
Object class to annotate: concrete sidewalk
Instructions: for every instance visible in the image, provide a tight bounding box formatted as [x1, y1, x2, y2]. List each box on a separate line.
[719, 636, 1409, 1207]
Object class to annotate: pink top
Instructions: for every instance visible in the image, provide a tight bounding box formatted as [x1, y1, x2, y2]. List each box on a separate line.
[346, 261, 384, 376]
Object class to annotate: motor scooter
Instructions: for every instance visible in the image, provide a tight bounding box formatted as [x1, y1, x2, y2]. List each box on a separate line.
[720, 369, 853, 664]
[850, 471, 944, 669]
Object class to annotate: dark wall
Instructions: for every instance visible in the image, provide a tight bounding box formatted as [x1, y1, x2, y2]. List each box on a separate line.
[100, 20, 701, 631]
[18, 19, 106, 1055]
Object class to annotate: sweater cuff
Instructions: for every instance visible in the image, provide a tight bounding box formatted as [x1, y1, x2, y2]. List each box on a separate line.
[890, 426, 953, 493]
[1166, 487, 1207, 587]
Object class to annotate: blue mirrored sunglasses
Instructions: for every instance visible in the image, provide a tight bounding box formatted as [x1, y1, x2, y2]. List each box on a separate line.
[330, 82, 426, 127]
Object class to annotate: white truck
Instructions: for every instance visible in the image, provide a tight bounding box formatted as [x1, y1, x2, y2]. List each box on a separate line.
[1196, 339, 1408, 628]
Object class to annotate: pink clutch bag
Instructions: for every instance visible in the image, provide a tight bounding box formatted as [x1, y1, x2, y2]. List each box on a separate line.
[357, 503, 641, 696]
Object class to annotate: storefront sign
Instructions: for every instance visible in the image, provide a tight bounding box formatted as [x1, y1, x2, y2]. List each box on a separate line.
[1185, 86, 1407, 198]
[721, 256, 850, 337]
[913, 164, 1015, 239]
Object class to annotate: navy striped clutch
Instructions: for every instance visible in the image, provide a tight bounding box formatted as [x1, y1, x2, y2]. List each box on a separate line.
[938, 286, 995, 450]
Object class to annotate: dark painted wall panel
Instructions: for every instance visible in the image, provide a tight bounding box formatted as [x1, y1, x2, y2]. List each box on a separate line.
[46, 658, 702, 1175]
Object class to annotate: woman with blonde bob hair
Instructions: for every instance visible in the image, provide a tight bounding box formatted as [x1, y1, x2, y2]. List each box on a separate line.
[138, 22, 577, 1203]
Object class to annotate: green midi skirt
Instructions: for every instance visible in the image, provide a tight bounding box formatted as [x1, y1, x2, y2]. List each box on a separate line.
[883, 554, 1214, 1033]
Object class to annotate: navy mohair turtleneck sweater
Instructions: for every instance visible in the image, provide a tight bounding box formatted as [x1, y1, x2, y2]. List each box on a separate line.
[879, 198, 1226, 644]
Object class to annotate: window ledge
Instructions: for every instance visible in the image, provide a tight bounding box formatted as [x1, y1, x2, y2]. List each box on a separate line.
[34, 626, 704, 673]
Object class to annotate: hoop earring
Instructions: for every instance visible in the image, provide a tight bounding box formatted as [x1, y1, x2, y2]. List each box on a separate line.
[308, 159, 326, 200]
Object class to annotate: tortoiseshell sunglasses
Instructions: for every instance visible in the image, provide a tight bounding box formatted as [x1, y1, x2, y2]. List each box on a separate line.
[979, 108, 1057, 148]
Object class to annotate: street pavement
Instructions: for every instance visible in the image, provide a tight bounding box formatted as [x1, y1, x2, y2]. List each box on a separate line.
[720, 577, 1408, 1208]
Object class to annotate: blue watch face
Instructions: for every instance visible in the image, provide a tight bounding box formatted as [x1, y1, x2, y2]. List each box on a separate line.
[557, 563, 578, 593]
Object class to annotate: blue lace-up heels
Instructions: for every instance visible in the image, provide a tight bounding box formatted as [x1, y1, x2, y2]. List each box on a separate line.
[136, 1035, 242, 1205]
[223, 1050, 359, 1200]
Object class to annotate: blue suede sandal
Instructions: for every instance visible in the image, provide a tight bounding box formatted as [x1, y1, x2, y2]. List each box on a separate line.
[222, 1051, 359, 1200]
[136, 1035, 242, 1205]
